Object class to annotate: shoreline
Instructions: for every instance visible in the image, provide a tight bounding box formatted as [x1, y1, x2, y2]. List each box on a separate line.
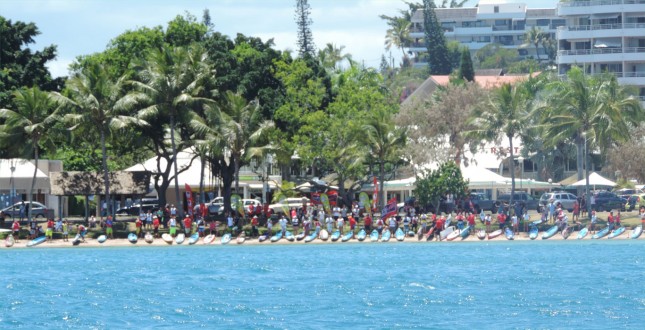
[3, 228, 642, 249]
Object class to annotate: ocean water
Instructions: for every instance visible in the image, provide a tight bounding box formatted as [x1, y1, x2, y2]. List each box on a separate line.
[2, 241, 645, 329]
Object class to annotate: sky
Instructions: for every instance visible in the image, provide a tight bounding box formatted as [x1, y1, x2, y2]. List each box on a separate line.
[2, 0, 555, 78]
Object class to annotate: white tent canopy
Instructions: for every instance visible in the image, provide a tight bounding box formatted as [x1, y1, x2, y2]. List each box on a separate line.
[570, 172, 616, 187]
[0, 159, 50, 192]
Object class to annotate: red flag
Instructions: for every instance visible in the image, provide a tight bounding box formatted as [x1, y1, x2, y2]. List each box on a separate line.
[184, 184, 194, 217]
[327, 190, 338, 206]
[381, 197, 397, 219]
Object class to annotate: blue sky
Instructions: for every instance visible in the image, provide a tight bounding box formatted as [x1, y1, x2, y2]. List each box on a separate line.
[2, 0, 555, 77]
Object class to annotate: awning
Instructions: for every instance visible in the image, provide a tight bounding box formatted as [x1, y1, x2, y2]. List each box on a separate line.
[594, 38, 621, 48]
[590, 13, 619, 20]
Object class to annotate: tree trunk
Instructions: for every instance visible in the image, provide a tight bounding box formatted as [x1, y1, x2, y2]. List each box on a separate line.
[221, 160, 235, 215]
[535, 44, 540, 61]
[101, 128, 111, 218]
[234, 153, 240, 196]
[379, 160, 386, 211]
[576, 133, 584, 180]
[29, 145, 38, 222]
[508, 135, 516, 209]
[199, 151, 205, 204]
[169, 114, 181, 217]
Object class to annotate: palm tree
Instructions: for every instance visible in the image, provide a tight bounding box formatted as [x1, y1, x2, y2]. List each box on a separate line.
[383, 17, 411, 58]
[65, 62, 148, 219]
[0, 87, 62, 221]
[469, 83, 531, 208]
[318, 43, 353, 71]
[362, 107, 406, 210]
[130, 44, 212, 214]
[523, 26, 544, 61]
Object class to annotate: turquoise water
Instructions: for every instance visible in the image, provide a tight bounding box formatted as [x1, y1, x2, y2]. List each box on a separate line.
[2, 241, 645, 329]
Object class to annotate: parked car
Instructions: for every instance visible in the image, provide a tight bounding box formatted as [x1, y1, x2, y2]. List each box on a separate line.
[625, 193, 645, 211]
[269, 197, 310, 214]
[1, 201, 54, 220]
[116, 198, 160, 215]
[496, 192, 539, 212]
[614, 188, 642, 201]
[201, 197, 262, 216]
[466, 192, 496, 213]
[539, 192, 579, 212]
[592, 191, 626, 212]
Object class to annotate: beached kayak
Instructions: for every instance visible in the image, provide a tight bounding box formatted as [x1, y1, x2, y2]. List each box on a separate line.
[380, 229, 391, 242]
[446, 230, 460, 241]
[529, 226, 539, 240]
[356, 229, 367, 241]
[236, 233, 246, 244]
[630, 225, 643, 239]
[505, 227, 514, 240]
[425, 227, 435, 241]
[270, 231, 283, 242]
[370, 230, 379, 242]
[331, 230, 341, 242]
[5, 235, 14, 247]
[27, 236, 46, 247]
[395, 228, 405, 241]
[319, 229, 329, 241]
[295, 232, 306, 241]
[488, 229, 503, 240]
[128, 233, 138, 244]
[285, 231, 295, 242]
[144, 232, 154, 244]
[607, 227, 625, 239]
[175, 233, 185, 244]
[97, 235, 107, 243]
[542, 225, 559, 240]
[592, 226, 610, 239]
[417, 227, 423, 240]
[72, 234, 82, 246]
[440, 226, 455, 240]
[304, 230, 318, 243]
[203, 234, 216, 244]
[258, 233, 268, 242]
[341, 231, 353, 242]
[476, 229, 487, 240]
[576, 227, 588, 240]
[220, 233, 232, 244]
[162, 233, 173, 244]
[188, 233, 199, 245]
[561, 226, 571, 240]
[460, 225, 471, 239]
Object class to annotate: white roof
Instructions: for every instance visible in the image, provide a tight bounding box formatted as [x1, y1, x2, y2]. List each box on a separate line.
[570, 172, 616, 187]
[125, 148, 208, 188]
[0, 159, 50, 191]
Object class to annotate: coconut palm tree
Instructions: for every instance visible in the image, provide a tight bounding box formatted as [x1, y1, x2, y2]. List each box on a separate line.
[318, 43, 353, 71]
[468, 83, 531, 208]
[0, 87, 63, 221]
[362, 106, 406, 210]
[383, 17, 411, 58]
[65, 62, 148, 219]
[129, 44, 212, 214]
[523, 26, 545, 61]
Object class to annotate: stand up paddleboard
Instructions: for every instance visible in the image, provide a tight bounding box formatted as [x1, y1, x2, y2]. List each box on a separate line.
[175, 233, 185, 244]
[356, 229, 367, 241]
[369, 229, 379, 242]
[592, 226, 610, 239]
[5, 235, 15, 247]
[27, 236, 46, 247]
[97, 235, 107, 244]
[576, 227, 588, 240]
[128, 233, 138, 244]
[188, 233, 199, 245]
[561, 226, 571, 240]
[477, 229, 487, 240]
[295, 232, 306, 241]
[395, 228, 405, 241]
[446, 230, 460, 241]
[330, 230, 341, 242]
[270, 231, 283, 242]
[305, 230, 318, 243]
[145, 232, 154, 244]
[380, 229, 391, 242]
[341, 231, 353, 242]
[162, 233, 173, 244]
[440, 226, 455, 240]
[285, 231, 295, 242]
[72, 234, 82, 246]
[529, 226, 539, 240]
[630, 225, 643, 239]
[203, 234, 216, 244]
[220, 233, 232, 244]
[542, 225, 559, 240]
[460, 226, 471, 240]
[236, 233, 246, 244]
[319, 229, 329, 241]
[488, 229, 503, 240]
[607, 227, 625, 239]
[425, 227, 435, 241]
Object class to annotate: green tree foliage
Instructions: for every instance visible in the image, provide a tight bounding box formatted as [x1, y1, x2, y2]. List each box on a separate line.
[422, 0, 451, 75]
[318, 43, 353, 72]
[0, 87, 64, 220]
[458, 48, 474, 82]
[0, 17, 64, 111]
[165, 13, 208, 46]
[522, 26, 545, 62]
[507, 59, 541, 74]
[295, 0, 315, 58]
[474, 43, 520, 70]
[469, 83, 532, 207]
[383, 17, 411, 59]
[415, 161, 468, 214]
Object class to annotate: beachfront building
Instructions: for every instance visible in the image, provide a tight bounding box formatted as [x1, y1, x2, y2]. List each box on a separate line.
[556, 0, 645, 106]
[408, 0, 562, 67]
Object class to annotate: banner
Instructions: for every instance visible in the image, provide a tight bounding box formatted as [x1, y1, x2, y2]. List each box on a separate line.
[373, 176, 378, 210]
[185, 184, 194, 217]
[311, 192, 322, 205]
[381, 197, 397, 220]
[231, 194, 244, 216]
[327, 190, 338, 206]
[359, 192, 371, 216]
[320, 193, 331, 213]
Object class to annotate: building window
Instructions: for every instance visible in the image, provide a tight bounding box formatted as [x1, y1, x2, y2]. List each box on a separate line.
[536, 19, 549, 26]
[494, 6, 499, 13]
[495, 20, 507, 26]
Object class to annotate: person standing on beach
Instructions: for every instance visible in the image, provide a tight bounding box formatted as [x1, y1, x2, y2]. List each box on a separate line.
[572, 200, 580, 223]
[467, 212, 475, 234]
[62, 220, 68, 242]
[279, 215, 288, 235]
[146, 210, 153, 230]
[153, 216, 160, 238]
[497, 212, 506, 230]
[105, 216, 114, 239]
[348, 215, 356, 235]
[135, 217, 143, 238]
[325, 214, 333, 233]
[11, 219, 20, 242]
[291, 213, 300, 235]
[77, 224, 87, 242]
[266, 217, 273, 236]
[434, 216, 444, 241]
[226, 213, 234, 234]
[590, 211, 597, 233]
[364, 213, 372, 232]
[251, 215, 259, 237]
[615, 210, 621, 228]
[388, 216, 397, 234]
[337, 216, 344, 235]
[183, 215, 192, 235]
[484, 213, 492, 233]
[376, 217, 384, 235]
[607, 211, 615, 231]
[169, 216, 177, 237]
[45, 218, 54, 242]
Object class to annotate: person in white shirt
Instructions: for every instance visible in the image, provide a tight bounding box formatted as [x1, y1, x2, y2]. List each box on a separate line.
[337, 216, 344, 235]
[279, 215, 288, 235]
[332, 206, 341, 220]
[325, 215, 333, 233]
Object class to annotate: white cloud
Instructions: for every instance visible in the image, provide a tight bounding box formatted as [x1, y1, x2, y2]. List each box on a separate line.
[47, 58, 72, 78]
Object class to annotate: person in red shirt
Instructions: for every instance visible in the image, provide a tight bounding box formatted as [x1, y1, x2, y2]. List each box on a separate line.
[497, 213, 506, 230]
[12, 219, 21, 242]
[434, 216, 445, 241]
[152, 216, 160, 238]
[135, 217, 143, 238]
[615, 210, 621, 227]
[46, 218, 54, 242]
[348, 215, 356, 234]
[251, 215, 259, 237]
[364, 214, 372, 232]
[467, 212, 476, 235]
[607, 211, 615, 230]
[183, 216, 192, 235]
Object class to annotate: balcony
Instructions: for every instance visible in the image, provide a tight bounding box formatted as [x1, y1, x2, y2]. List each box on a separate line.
[557, 47, 645, 63]
[558, 0, 645, 16]
[557, 23, 645, 39]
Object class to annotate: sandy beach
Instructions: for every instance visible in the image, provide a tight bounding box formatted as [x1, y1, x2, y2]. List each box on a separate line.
[2, 228, 642, 249]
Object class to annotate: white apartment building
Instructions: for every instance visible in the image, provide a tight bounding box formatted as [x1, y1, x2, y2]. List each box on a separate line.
[409, 1, 562, 67]
[556, 0, 645, 103]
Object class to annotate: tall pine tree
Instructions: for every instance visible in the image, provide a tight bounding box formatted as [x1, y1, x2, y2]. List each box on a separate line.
[295, 0, 315, 58]
[423, 0, 451, 75]
[458, 48, 475, 82]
